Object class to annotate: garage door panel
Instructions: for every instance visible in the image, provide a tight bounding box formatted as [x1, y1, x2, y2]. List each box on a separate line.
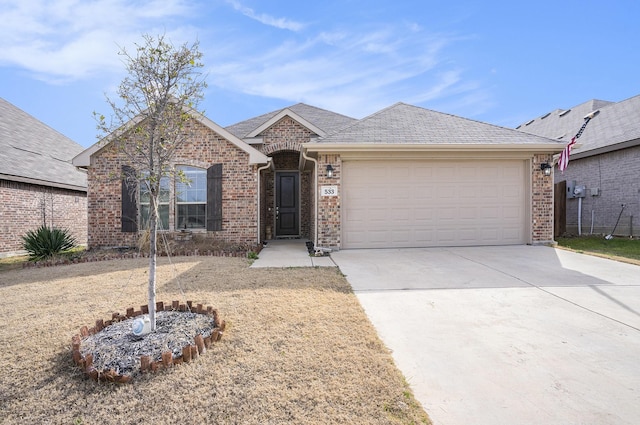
[503, 206, 522, 219]
[480, 228, 500, 241]
[414, 207, 435, 221]
[438, 166, 457, 179]
[436, 186, 457, 199]
[391, 230, 411, 243]
[367, 209, 387, 223]
[343, 160, 527, 248]
[436, 229, 456, 243]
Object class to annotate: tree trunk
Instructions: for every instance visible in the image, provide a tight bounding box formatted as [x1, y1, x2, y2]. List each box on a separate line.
[148, 198, 158, 332]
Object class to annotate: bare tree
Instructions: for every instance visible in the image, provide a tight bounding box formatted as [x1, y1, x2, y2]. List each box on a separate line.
[96, 34, 207, 331]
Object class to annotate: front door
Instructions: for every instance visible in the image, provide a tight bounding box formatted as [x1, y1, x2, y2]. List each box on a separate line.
[275, 172, 299, 237]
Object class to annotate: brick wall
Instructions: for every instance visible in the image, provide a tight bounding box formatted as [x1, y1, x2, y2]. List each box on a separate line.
[0, 179, 87, 256]
[316, 154, 341, 248]
[257, 117, 314, 240]
[554, 145, 640, 236]
[261, 117, 313, 155]
[87, 118, 259, 249]
[531, 153, 554, 244]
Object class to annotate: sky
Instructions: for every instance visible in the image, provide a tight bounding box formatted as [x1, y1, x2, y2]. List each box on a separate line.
[1, 0, 639, 148]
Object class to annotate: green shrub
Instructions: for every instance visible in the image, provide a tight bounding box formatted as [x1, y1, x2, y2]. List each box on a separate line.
[22, 225, 77, 261]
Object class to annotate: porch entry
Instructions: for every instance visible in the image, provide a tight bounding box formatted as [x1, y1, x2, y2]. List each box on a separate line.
[275, 171, 300, 237]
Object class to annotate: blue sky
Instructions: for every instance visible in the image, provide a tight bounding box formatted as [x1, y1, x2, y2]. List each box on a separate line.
[1, 0, 639, 148]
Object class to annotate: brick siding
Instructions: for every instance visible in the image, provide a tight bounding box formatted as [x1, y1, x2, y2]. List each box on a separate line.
[87, 118, 259, 249]
[0, 179, 87, 256]
[555, 145, 640, 236]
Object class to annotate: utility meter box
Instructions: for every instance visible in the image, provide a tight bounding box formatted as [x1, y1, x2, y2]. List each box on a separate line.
[566, 181, 586, 199]
[567, 181, 576, 199]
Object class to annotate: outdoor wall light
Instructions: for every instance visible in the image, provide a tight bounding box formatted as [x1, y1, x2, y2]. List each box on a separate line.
[540, 162, 552, 176]
[326, 164, 334, 178]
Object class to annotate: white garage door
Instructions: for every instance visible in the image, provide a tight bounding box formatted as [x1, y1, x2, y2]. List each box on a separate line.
[342, 160, 528, 248]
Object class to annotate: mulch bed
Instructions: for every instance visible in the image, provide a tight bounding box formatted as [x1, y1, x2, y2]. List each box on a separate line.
[73, 301, 225, 383]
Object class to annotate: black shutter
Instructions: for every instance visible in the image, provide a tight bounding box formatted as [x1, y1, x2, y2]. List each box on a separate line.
[207, 164, 223, 231]
[121, 165, 138, 232]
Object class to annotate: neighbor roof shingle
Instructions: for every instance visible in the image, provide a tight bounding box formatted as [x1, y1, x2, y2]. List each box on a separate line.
[0, 97, 87, 190]
[516, 95, 640, 156]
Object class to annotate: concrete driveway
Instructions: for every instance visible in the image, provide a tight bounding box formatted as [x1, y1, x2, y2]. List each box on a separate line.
[331, 245, 640, 425]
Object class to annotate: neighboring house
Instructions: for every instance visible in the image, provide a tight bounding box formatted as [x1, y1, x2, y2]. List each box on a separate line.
[0, 97, 88, 257]
[73, 102, 563, 251]
[516, 95, 640, 237]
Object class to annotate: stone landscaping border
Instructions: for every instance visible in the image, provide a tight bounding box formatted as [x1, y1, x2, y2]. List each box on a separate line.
[71, 300, 225, 383]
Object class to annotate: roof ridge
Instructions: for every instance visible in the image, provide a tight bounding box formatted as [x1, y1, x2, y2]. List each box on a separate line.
[289, 102, 356, 121]
[317, 103, 401, 140]
[398, 102, 558, 142]
[517, 98, 615, 128]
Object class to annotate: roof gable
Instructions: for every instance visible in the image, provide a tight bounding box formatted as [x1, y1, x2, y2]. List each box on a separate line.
[246, 108, 327, 138]
[0, 97, 87, 190]
[73, 106, 270, 167]
[225, 103, 356, 139]
[314, 102, 561, 147]
[517, 95, 640, 157]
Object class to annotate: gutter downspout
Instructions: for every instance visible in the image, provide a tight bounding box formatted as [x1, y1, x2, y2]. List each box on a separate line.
[301, 149, 319, 249]
[256, 159, 273, 245]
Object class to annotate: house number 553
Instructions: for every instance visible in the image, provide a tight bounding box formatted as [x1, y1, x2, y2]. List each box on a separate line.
[321, 186, 338, 197]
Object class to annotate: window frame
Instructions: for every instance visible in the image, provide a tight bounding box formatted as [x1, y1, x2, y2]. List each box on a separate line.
[175, 165, 207, 230]
[139, 173, 171, 231]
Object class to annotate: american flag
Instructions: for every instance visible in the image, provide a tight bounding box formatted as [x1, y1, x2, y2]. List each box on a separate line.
[557, 112, 597, 173]
[558, 137, 577, 173]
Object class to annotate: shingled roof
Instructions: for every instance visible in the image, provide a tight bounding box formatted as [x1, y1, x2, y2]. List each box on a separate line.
[315, 102, 561, 146]
[225, 103, 356, 139]
[0, 98, 87, 191]
[516, 95, 640, 159]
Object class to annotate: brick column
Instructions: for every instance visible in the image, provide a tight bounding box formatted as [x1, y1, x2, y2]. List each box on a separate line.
[317, 154, 341, 248]
[531, 153, 554, 244]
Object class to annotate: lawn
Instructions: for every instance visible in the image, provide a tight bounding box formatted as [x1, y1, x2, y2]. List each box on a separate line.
[556, 236, 640, 264]
[0, 256, 430, 425]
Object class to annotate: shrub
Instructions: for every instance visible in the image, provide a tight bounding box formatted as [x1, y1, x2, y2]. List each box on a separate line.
[22, 225, 77, 261]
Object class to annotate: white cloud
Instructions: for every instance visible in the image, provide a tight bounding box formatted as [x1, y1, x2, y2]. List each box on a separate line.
[225, 0, 305, 31]
[0, 0, 492, 120]
[207, 24, 483, 118]
[0, 0, 195, 82]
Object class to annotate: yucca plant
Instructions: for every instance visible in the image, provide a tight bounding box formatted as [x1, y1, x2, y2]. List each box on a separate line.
[22, 225, 77, 261]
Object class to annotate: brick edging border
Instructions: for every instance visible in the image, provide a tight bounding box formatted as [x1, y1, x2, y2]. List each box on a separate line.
[71, 300, 226, 383]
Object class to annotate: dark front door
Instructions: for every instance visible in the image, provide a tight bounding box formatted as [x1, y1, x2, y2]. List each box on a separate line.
[275, 172, 299, 236]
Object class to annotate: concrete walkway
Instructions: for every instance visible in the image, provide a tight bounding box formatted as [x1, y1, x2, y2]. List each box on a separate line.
[249, 239, 336, 268]
[331, 245, 640, 425]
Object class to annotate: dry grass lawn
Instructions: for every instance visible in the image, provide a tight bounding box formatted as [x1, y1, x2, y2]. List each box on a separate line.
[0, 256, 431, 424]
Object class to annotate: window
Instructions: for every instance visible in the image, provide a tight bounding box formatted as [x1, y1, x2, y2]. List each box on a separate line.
[176, 166, 207, 229]
[139, 175, 170, 230]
